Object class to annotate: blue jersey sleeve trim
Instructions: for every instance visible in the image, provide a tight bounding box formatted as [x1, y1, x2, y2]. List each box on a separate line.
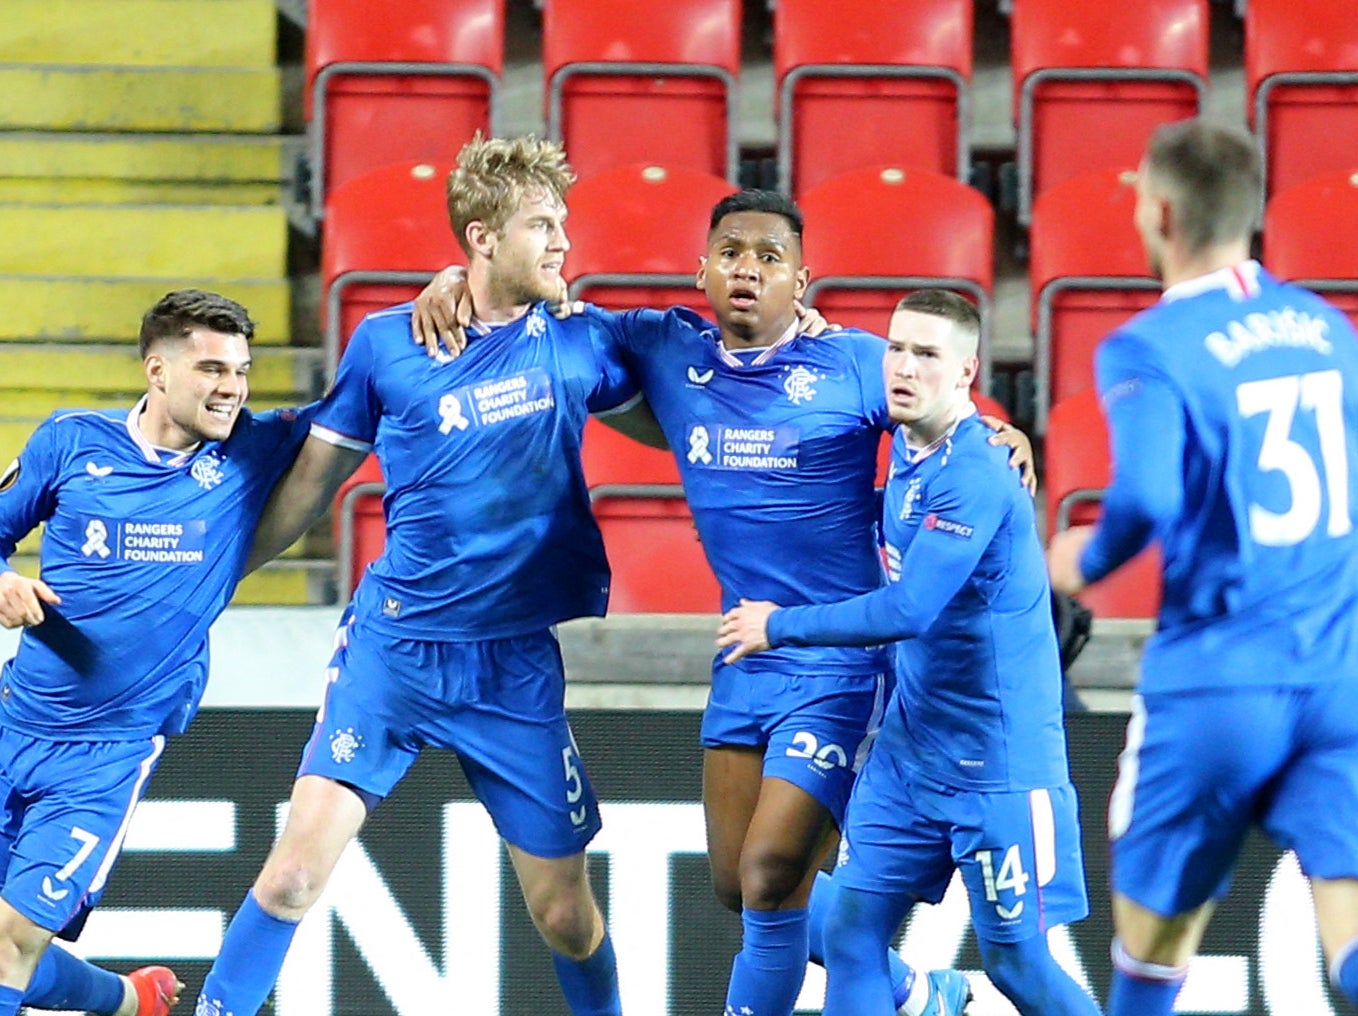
[309, 424, 372, 453]
[1080, 333, 1184, 583]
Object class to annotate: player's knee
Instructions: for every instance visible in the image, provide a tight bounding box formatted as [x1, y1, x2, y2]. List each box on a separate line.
[0, 915, 52, 979]
[253, 854, 330, 918]
[709, 866, 744, 914]
[979, 936, 1064, 1014]
[737, 847, 808, 910]
[821, 896, 884, 974]
[526, 888, 596, 958]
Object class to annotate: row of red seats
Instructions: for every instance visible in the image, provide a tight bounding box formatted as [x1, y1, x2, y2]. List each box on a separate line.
[320, 161, 996, 387]
[320, 158, 1358, 442]
[304, 0, 1358, 217]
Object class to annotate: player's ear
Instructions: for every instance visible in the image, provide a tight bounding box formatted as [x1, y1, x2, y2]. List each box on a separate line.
[695, 255, 708, 291]
[144, 353, 167, 391]
[793, 264, 810, 301]
[465, 219, 495, 258]
[959, 354, 980, 390]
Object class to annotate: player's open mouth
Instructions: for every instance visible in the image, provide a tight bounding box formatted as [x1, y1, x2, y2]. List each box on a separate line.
[205, 404, 236, 419]
[729, 288, 758, 310]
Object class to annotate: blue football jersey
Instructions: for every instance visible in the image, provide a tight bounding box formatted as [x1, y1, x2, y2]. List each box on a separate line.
[1081, 261, 1358, 693]
[314, 302, 637, 640]
[0, 401, 312, 739]
[768, 413, 1071, 791]
[596, 307, 892, 677]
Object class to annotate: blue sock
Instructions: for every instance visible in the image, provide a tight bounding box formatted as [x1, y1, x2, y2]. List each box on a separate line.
[725, 906, 811, 1016]
[1331, 935, 1358, 1005]
[195, 890, 300, 1016]
[809, 871, 916, 1008]
[977, 934, 1101, 1016]
[0, 983, 24, 1016]
[1106, 938, 1184, 1016]
[23, 945, 124, 1013]
[823, 885, 913, 1016]
[551, 930, 621, 1016]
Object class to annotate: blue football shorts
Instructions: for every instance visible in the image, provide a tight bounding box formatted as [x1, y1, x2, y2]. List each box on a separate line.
[835, 743, 1089, 943]
[701, 658, 887, 825]
[1110, 680, 1358, 915]
[0, 728, 165, 933]
[298, 614, 601, 859]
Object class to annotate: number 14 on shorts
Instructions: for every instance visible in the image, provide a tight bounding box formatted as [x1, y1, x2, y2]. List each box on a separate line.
[976, 845, 1030, 920]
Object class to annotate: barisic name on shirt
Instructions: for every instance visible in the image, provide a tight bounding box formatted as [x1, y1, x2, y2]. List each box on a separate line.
[685, 424, 800, 470]
[79, 519, 207, 564]
[1204, 308, 1332, 368]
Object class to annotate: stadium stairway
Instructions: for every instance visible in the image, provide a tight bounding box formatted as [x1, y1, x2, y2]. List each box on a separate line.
[0, 0, 327, 605]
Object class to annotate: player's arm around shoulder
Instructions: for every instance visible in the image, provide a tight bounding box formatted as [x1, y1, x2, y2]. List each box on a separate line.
[245, 434, 366, 574]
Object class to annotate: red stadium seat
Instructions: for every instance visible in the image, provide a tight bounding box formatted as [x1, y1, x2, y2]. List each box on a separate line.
[565, 164, 735, 315]
[543, 0, 741, 182]
[1264, 171, 1358, 329]
[1029, 169, 1161, 431]
[305, 0, 503, 219]
[1045, 390, 1161, 619]
[334, 454, 386, 601]
[321, 161, 465, 379]
[773, 0, 972, 197]
[580, 418, 721, 613]
[800, 166, 995, 390]
[1011, 0, 1208, 225]
[1246, 0, 1358, 201]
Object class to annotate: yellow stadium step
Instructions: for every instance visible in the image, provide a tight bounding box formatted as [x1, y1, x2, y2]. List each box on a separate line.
[2, 1, 276, 68]
[0, 180, 281, 205]
[0, 345, 320, 398]
[0, 133, 291, 192]
[0, 66, 280, 133]
[0, 204, 286, 278]
[6, 557, 323, 606]
[2, 390, 298, 421]
[0, 277, 290, 343]
[233, 562, 328, 605]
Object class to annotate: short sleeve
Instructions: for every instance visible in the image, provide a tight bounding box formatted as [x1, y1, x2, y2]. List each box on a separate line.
[583, 306, 642, 414]
[312, 319, 382, 451]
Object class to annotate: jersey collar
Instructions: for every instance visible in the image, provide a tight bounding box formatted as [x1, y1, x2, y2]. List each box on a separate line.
[125, 395, 200, 467]
[1162, 260, 1262, 304]
[715, 320, 799, 368]
[903, 400, 977, 463]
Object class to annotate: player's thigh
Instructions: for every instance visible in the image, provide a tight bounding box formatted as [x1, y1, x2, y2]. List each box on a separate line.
[0, 732, 165, 933]
[702, 662, 886, 829]
[264, 775, 369, 881]
[739, 776, 838, 906]
[1262, 677, 1358, 886]
[703, 745, 765, 899]
[1311, 877, 1358, 966]
[295, 617, 424, 800]
[440, 631, 602, 860]
[505, 842, 593, 916]
[1109, 689, 1288, 918]
[832, 748, 954, 903]
[952, 783, 1089, 944]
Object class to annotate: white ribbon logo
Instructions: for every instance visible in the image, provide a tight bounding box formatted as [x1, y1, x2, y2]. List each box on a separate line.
[687, 425, 713, 465]
[82, 520, 111, 558]
[438, 393, 469, 434]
